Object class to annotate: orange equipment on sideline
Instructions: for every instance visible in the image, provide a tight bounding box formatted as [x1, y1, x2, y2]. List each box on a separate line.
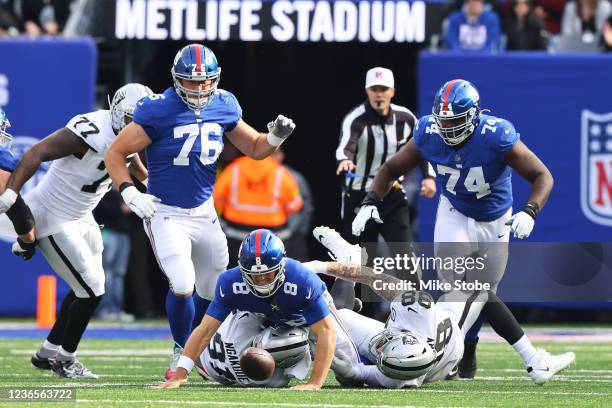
[36, 275, 56, 329]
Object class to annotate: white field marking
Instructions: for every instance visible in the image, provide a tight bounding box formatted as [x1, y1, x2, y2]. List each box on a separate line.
[86, 365, 144, 369]
[468, 376, 612, 383]
[82, 357, 167, 362]
[76, 401, 434, 408]
[9, 349, 170, 356]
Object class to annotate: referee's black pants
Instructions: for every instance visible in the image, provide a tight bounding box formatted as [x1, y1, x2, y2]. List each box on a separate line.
[334, 187, 419, 313]
[341, 187, 414, 245]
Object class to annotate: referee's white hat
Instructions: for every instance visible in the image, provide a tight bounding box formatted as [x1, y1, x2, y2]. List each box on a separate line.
[365, 67, 394, 89]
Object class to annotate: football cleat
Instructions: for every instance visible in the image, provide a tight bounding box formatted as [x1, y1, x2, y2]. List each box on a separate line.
[527, 349, 575, 385]
[164, 344, 188, 382]
[50, 359, 98, 379]
[312, 226, 362, 264]
[31, 352, 53, 370]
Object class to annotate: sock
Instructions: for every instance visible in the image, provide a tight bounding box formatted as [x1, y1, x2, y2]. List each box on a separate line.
[512, 335, 539, 366]
[47, 290, 77, 346]
[57, 347, 76, 362]
[482, 293, 524, 345]
[329, 279, 356, 310]
[38, 340, 60, 358]
[465, 312, 485, 343]
[192, 293, 211, 329]
[61, 295, 102, 353]
[166, 290, 195, 348]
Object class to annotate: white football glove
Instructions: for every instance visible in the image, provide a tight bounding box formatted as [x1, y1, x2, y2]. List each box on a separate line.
[332, 350, 362, 382]
[120, 186, 160, 219]
[505, 211, 535, 239]
[0, 188, 18, 214]
[352, 205, 383, 236]
[266, 115, 296, 147]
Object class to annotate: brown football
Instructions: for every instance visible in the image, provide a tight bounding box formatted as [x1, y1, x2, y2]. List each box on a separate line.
[239, 347, 275, 381]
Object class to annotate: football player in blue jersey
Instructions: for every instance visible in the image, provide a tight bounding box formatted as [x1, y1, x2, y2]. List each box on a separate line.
[160, 229, 343, 391]
[104, 44, 296, 380]
[351, 79, 554, 379]
[0, 109, 37, 259]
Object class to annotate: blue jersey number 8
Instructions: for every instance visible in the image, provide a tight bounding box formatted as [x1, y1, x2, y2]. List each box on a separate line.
[173, 122, 222, 166]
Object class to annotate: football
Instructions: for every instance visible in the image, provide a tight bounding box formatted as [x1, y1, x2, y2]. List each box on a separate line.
[239, 347, 275, 381]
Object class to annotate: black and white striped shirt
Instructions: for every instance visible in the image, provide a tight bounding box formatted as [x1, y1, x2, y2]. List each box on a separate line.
[336, 101, 417, 191]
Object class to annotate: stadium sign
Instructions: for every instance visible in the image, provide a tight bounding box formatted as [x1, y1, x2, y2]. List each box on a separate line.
[115, 0, 429, 43]
[581, 110, 612, 227]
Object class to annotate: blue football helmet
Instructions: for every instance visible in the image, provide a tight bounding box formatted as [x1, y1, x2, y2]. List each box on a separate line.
[0, 108, 12, 146]
[171, 43, 221, 111]
[432, 79, 481, 146]
[238, 229, 286, 298]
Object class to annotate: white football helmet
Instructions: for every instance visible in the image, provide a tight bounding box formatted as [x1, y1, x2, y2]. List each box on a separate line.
[369, 329, 437, 380]
[109, 83, 153, 134]
[252, 326, 310, 369]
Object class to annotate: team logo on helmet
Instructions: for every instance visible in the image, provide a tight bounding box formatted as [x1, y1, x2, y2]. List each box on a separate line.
[581, 110, 612, 226]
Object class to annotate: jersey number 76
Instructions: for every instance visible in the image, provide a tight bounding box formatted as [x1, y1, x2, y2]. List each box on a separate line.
[173, 123, 223, 166]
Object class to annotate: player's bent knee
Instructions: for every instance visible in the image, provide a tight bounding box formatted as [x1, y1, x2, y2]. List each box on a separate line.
[170, 288, 194, 297]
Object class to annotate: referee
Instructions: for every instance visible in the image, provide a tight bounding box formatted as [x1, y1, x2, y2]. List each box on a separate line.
[336, 67, 435, 244]
[331, 67, 435, 312]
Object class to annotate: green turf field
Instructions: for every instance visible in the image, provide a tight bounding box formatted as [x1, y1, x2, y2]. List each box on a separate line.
[0, 339, 610, 407]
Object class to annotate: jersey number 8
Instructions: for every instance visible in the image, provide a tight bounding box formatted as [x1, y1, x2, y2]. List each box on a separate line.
[173, 123, 223, 166]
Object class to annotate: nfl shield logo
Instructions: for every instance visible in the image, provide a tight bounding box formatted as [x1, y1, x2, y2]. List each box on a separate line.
[581, 110, 612, 227]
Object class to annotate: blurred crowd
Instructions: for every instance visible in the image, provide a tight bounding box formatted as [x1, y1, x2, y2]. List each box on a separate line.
[437, 0, 612, 52]
[2, 1, 612, 52]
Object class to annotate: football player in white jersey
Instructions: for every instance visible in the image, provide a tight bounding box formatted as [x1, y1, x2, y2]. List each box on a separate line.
[0, 84, 152, 379]
[311, 227, 575, 388]
[195, 310, 311, 387]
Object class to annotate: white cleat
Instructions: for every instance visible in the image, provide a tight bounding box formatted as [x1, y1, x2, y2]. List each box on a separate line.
[527, 349, 576, 385]
[312, 226, 363, 264]
[164, 344, 188, 382]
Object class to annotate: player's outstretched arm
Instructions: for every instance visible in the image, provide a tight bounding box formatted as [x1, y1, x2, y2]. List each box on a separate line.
[504, 141, 554, 239]
[6, 128, 89, 195]
[226, 115, 296, 160]
[505, 140, 554, 210]
[325, 262, 405, 302]
[290, 315, 336, 391]
[370, 138, 423, 200]
[158, 314, 222, 389]
[105, 123, 159, 219]
[105, 122, 151, 188]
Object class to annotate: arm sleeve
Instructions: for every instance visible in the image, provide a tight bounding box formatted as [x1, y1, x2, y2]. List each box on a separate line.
[336, 112, 364, 161]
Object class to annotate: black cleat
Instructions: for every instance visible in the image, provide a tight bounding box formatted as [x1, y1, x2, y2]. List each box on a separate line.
[458, 339, 478, 379]
[31, 352, 53, 370]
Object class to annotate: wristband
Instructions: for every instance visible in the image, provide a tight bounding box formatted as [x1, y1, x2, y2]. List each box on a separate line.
[361, 191, 383, 206]
[266, 132, 285, 147]
[119, 182, 134, 193]
[17, 237, 37, 250]
[523, 202, 540, 220]
[177, 355, 194, 373]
